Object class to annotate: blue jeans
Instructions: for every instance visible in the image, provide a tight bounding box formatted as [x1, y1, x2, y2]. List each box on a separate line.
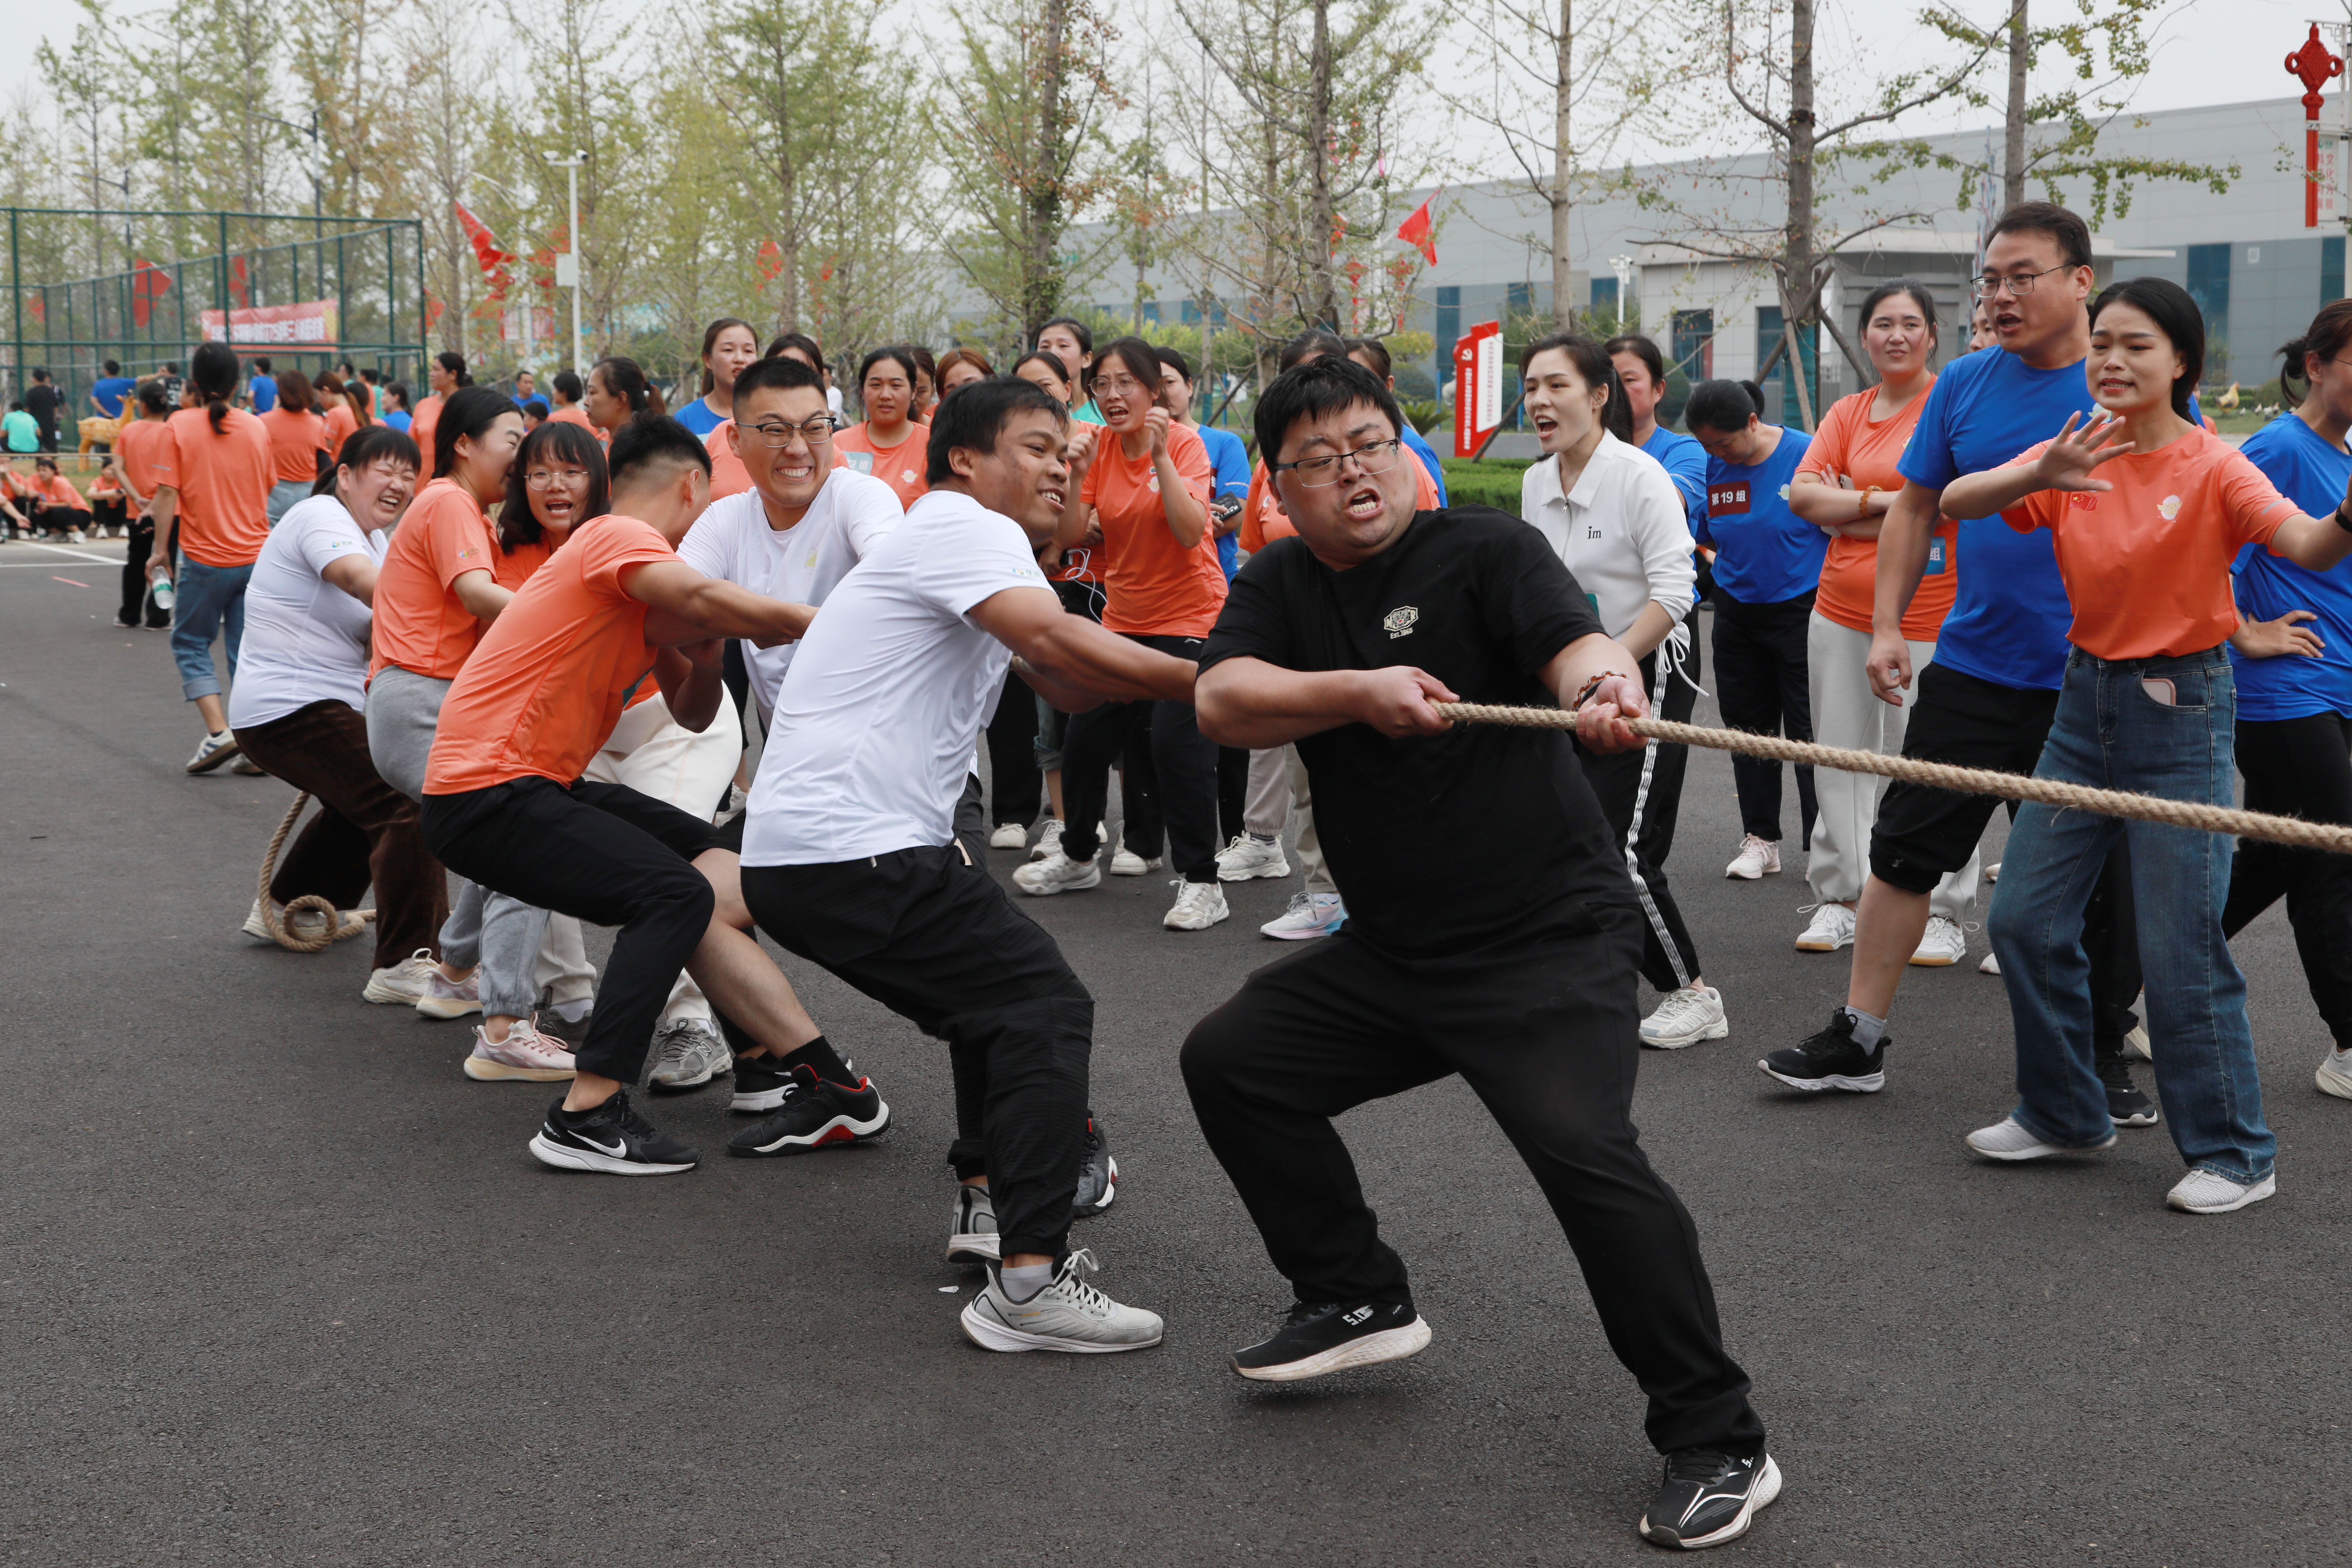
[170, 553, 252, 702]
[1987, 646, 2274, 1181]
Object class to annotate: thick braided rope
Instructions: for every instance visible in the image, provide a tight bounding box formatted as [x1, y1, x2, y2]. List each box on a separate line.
[257, 793, 376, 953]
[1430, 704, 2352, 856]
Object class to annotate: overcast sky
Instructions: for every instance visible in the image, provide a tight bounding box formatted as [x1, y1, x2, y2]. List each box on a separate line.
[6, 0, 2348, 180]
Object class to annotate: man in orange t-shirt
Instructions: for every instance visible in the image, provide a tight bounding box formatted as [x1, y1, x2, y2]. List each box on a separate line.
[145, 342, 275, 769]
[420, 414, 828, 1177]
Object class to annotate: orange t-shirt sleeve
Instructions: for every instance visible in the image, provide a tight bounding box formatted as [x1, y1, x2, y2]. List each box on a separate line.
[421, 490, 494, 589]
[1794, 398, 1860, 485]
[2000, 441, 2058, 532]
[1172, 427, 1214, 510]
[2217, 450, 2296, 549]
[151, 423, 183, 490]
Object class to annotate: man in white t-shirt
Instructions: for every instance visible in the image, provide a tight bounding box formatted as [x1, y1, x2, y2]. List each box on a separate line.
[729, 377, 1197, 1355]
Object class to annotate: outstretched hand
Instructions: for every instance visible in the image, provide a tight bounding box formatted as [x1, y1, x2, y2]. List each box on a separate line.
[2030, 412, 2136, 492]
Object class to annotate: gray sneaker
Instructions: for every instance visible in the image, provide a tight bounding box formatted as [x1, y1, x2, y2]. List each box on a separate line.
[647, 1018, 731, 1092]
[960, 1248, 1163, 1353]
[537, 1007, 593, 1052]
[947, 1183, 999, 1265]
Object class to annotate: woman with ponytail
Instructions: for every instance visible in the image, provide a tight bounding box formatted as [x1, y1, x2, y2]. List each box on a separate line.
[2221, 298, 2352, 1101]
[676, 319, 759, 437]
[146, 338, 275, 772]
[584, 356, 665, 439]
[409, 350, 471, 482]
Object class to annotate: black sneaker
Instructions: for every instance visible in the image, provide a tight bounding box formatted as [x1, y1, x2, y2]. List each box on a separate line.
[729, 1052, 793, 1114]
[2098, 1052, 2160, 1127]
[1757, 1009, 1887, 1093]
[1639, 1449, 1782, 1550]
[1231, 1298, 1431, 1382]
[527, 1089, 699, 1176]
[726, 1064, 891, 1156]
[536, 1007, 593, 1053]
[1073, 1112, 1118, 1216]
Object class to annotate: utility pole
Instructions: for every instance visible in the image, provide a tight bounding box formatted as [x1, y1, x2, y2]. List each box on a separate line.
[545, 150, 585, 376]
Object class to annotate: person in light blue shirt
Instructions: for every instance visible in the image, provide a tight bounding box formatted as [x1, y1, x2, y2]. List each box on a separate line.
[1345, 337, 1449, 504]
[2224, 302, 2352, 1078]
[1157, 346, 1250, 578]
[1688, 378, 1818, 869]
[1607, 334, 1709, 608]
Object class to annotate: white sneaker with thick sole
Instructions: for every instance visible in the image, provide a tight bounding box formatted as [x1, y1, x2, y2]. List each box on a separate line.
[1724, 834, 1780, 880]
[413, 966, 483, 1019]
[1910, 915, 1967, 967]
[2317, 1046, 2352, 1099]
[1964, 1115, 2115, 1161]
[1641, 986, 1729, 1049]
[1028, 818, 1066, 862]
[2167, 1168, 2276, 1214]
[1261, 891, 1346, 939]
[960, 1249, 1164, 1353]
[363, 949, 442, 1006]
[988, 821, 1029, 851]
[1110, 846, 1162, 876]
[464, 1020, 578, 1082]
[1164, 880, 1230, 930]
[1013, 849, 1101, 896]
[1216, 834, 1291, 881]
[185, 730, 241, 774]
[1793, 902, 1855, 952]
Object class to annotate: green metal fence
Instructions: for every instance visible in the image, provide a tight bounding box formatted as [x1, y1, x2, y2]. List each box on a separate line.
[3, 207, 426, 437]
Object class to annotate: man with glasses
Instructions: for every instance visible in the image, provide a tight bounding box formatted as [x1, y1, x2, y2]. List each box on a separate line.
[1182, 356, 1778, 1549]
[1759, 201, 2155, 1132]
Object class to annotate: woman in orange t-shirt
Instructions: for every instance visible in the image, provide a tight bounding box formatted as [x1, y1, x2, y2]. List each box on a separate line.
[27, 457, 91, 539]
[88, 456, 127, 538]
[259, 369, 330, 526]
[317, 370, 369, 465]
[1016, 336, 1227, 930]
[114, 381, 175, 626]
[408, 351, 469, 482]
[1940, 277, 2352, 1209]
[363, 385, 572, 1046]
[833, 346, 930, 509]
[1785, 280, 1965, 950]
[145, 341, 275, 768]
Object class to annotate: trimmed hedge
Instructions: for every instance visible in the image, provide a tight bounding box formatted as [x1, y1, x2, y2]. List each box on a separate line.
[1439, 457, 1532, 518]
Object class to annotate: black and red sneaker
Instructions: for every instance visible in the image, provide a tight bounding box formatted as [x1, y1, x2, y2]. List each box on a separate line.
[725, 1063, 891, 1156]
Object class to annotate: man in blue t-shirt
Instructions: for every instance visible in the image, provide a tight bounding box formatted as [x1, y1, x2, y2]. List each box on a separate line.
[1759, 201, 2151, 1128]
[247, 357, 276, 414]
[89, 360, 135, 420]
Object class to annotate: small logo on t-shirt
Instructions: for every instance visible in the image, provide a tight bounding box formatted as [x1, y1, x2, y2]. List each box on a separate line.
[1147, 472, 1162, 494]
[1382, 605, 1419, 639]
[455, 545, 478, 561]
[901, 469, 917, 484]
[2158, 494, 2182, 520]
[1708, 482, 1750, 515]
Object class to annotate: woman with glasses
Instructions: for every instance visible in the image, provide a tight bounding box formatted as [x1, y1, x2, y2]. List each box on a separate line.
[676, 318, 761, 438]
[1016, 336, 1230, 931]
[835, 346, 929, 508]
[1685, 378, 1820, 884]
[1786, 281, 1970, 965]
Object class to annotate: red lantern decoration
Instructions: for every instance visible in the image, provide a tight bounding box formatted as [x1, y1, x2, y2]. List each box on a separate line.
[2287, 24, 2344, 228]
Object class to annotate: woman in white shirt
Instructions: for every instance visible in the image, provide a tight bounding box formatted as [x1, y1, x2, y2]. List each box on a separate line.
[229, 425, 450, 999]
[1518, 331, 1725, 1050]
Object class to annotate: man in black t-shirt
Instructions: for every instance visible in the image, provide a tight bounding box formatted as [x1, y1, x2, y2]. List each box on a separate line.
[23, 369, 60, 453]
[1185, 358, 1777, 1552]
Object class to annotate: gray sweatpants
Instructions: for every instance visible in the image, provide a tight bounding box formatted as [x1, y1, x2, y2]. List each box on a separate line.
[364, 664, 578, 1017]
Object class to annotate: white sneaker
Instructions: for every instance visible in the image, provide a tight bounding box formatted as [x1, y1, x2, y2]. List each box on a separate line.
[1909, 915, 1967, 967]
[1641, 986, 1729, 1049]
[947, 1183, 999, 1265]
[1964, 1114, 2115, 1161]
[242, 896, 331, 945]
[1013, 848, 1100, 896]
[1164, 879, 1230, 930]
[1724, 834, 1780, 879]
[2124, 1023, 2152, 1062]
[1978, 950, 2001, 975]
[1793, 902, 1855, 952]
[1260, 890, 1345, 940]
[960, 1249, 1164, 1353]
[67, 528, 85, 542]
[1110, 845, 1162, 876]
[412, 965, 483, 1019]
[988, 821, 1029, 850]
[1216, 834, 1291, 881]
[2316, 1046, 2352, 1099]
[2166, 1168, 2276, 1214]
[1028, 818, 1066, 861]
[363, 948, 443, 1005]
[463, 1018, 578, 1082]
[184, 729, 241, 774]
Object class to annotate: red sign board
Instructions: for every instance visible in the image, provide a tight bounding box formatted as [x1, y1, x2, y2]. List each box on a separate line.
[199, 299, 341, 350]
[1452, 320, 1504, 458]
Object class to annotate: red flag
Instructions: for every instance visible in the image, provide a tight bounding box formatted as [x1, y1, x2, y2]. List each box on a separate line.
[453, 201, 516, 298]
[1395, 197, 1437, 266]
[425, 296, 446, 330]
[758, 238, 784, 281]
[230, 256, 250, 308]
[130, 259, 173, 327]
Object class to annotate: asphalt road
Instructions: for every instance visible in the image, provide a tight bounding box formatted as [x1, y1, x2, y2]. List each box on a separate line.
[5, 536, 2350, 1568]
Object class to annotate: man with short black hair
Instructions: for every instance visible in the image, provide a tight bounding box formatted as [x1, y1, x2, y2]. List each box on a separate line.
[247, 357, 277, 415]
[1183, 356, 1777, 1550]
[1758, 200, 2154, 1132]
[419, 413, 834, 1174]
[734, 377, 1197, 1351]
[23, 369, 60, 452]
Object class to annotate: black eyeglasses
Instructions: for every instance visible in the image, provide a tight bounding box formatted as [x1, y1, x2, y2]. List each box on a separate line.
[1271, 438, 1403, 486]
[1970, 264, 2073, 300]
[746, 418, 836, 450]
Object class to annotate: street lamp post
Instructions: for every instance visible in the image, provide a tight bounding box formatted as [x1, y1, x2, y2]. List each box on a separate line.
[544, 150, 585, 377]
